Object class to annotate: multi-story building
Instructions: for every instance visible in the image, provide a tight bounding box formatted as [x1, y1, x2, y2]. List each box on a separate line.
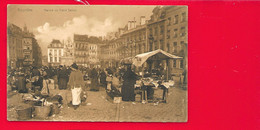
[100, 6, 187, 83]
[165, 6, 187, 83]
[22, 25, 42, 68]
[7, 23, 24, 68]
[60, 38, 74, 66]
[102, 16, 147, 67]
[31, 38, 42, 67]
[88, 43, 99, 66]
[74, 34, 89, 67]
[147, 6, 187, 82]
[121, 20, 147, 58]
[74, 34, 104, 67]
[47, 39, 64, 67]
[7, 23, 42, 68]
[99, 43, 110, 68]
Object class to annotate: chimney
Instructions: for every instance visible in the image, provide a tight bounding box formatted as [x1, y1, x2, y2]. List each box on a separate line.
[133, 17, 136, 28]
[128, 21, 131, 30]
[140, 16, 146, 25]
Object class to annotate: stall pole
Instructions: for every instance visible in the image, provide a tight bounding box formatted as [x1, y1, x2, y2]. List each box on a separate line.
[166, 59, 169, 81]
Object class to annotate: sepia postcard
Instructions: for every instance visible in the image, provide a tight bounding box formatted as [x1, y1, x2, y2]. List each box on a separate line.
[7, 5, 188, 122]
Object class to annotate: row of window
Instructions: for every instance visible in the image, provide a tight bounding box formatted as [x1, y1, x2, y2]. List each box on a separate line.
[126, 34, 146, 43]
[49, 57, 59, 63]
[51, 43, 63, 48]
[49, 49, 63, 56]
[89, 45, 97, 50]
[167, 12, 187, 26]
[75, 43, 98, 50]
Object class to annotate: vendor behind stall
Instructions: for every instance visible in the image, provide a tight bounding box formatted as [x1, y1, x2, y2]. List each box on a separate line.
[121, 65, 138, 101]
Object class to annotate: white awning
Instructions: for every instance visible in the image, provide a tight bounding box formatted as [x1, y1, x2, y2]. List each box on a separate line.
[132, 49, 182, 67]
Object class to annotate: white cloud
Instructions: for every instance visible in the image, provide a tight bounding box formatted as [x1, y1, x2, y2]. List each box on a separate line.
[34, 15, 120, 55]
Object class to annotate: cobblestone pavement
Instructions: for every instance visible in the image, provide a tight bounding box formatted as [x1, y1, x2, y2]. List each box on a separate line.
[7, 86, 187, 122]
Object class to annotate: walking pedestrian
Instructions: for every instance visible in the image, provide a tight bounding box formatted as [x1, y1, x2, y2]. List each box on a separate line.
[67, 63, 86, 110]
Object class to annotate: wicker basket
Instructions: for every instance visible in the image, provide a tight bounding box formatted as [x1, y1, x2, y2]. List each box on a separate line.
[16, 107, 32, 120]
[34, 106, 51, 119]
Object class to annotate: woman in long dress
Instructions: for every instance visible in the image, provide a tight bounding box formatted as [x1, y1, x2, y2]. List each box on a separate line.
[58, 66, 69, 90]
[67, 63, 85, 110]
[89, 68, 99, 91]
[99, 69, 107, 88]
[121, 66, 137, 101]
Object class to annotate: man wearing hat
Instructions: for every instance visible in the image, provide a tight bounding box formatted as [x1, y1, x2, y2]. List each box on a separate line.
[67, 63, 86, 110]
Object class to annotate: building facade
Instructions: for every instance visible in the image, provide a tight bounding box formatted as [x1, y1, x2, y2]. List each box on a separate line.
[88, 43, 99, 66]
[23, 25, 42, 68]
[47, 39, 64, 67]
[7, 23, 42, 68]
[99, 43, 110, 68]
[164, 6, 188, 83]
[74, 34, 89, 67]
[7, 23, 24, 68]
[60, 39, 74, 66]
[99, 6, 187, 83]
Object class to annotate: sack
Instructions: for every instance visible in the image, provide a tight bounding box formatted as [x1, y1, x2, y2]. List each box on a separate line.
[71, 87, 82, 105]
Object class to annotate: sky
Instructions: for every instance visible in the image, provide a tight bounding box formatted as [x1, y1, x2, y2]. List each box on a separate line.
[7, 5, 156, 55]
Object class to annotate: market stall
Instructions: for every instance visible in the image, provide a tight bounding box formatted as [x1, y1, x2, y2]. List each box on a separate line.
[132, 49, 182, 103]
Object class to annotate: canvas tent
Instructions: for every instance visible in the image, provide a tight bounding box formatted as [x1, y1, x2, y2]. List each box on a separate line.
[132, 49, 182, 67]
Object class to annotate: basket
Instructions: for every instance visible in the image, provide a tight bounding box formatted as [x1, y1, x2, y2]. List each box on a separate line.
[16, 107, 32, 120]
[34, 106, 51, 119]
[50, 104, 60, 115]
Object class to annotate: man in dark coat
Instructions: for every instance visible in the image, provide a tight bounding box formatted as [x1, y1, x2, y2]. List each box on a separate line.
[99, 69, 107, 88]
[58, 66, 69, 90]
[121, 66, 138, 101]
[89, 68, 99, 91]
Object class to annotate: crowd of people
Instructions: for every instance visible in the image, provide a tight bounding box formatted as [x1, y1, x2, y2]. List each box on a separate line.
[7, 63, 143, 109]
[8, 61, 183, 110]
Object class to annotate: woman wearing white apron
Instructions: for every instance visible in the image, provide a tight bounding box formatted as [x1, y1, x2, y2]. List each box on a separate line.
[67, 63, 86, 110]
